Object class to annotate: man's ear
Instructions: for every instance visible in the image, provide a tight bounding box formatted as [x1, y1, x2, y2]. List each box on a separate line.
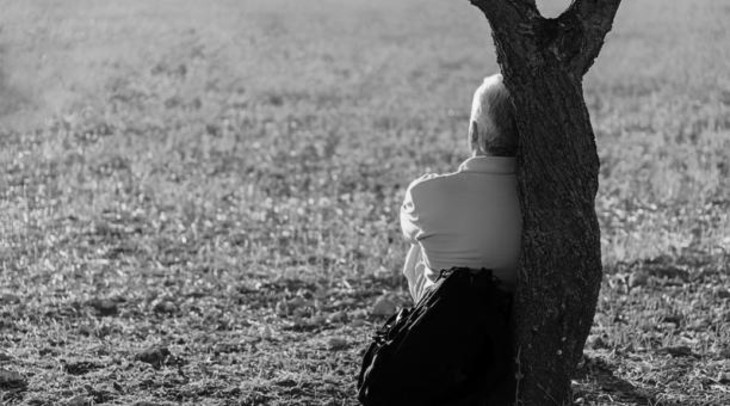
[469, 121, 479, 145]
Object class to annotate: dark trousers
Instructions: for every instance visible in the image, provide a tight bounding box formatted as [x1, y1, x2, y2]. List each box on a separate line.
[357, 268, 516, 406]
[425, 269, 516, 406]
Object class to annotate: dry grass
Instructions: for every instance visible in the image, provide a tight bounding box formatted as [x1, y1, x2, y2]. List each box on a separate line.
[0, 0, 729, 405]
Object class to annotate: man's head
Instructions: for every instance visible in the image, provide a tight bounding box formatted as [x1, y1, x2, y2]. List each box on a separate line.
[469, 74, 517, 157]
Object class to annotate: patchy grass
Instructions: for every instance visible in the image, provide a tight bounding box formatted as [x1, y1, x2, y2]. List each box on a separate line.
[0, 0, 729, 405]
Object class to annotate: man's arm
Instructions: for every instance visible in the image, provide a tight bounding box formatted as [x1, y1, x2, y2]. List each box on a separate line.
[400, 186, 420, 244]
[402, 244, 426, 301]
[400, 174, 438, 244]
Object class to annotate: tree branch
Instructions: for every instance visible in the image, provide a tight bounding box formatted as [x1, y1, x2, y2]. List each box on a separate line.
[470, 0, 542, 76]
[469, 0, 539, 30]
[471, 0, 621, 78]
[560, 0, 622, 76]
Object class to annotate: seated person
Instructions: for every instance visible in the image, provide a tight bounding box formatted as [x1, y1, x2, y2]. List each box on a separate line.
[400, 73, 522, 302]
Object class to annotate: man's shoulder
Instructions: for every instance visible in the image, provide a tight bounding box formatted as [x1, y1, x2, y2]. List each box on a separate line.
[407, 173, 439, 189]
[407, 172, 455, 191]
[406, 171, 464, 201]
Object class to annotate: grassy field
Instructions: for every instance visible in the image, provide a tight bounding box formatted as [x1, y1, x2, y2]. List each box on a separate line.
[1, 0, 729, 405]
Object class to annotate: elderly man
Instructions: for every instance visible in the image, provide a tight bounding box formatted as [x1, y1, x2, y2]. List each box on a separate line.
[401, 73, 522, 302]
[357, 74, 522, 405]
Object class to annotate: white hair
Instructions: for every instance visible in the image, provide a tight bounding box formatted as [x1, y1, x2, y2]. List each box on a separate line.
[469, 74, 517, 156]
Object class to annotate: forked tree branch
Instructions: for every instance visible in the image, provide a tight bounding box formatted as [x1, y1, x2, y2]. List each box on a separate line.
[470, 0, 621, 78]
[469, 0, 539, 29]
[470, 0, 542, 74]
[559, 0, 622, 76]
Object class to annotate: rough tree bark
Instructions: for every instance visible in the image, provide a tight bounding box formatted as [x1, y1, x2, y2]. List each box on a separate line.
[468, 0, 622, 404]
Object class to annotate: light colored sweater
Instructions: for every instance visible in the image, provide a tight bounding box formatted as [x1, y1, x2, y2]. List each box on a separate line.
[400, 156, 522, 301]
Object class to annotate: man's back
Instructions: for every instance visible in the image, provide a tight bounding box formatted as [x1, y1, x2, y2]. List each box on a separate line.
[401, 156, 522, 296]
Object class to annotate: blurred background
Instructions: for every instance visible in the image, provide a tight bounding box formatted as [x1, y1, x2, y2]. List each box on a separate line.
[0, 1, 728, 404]
[1, 0, 727, 268]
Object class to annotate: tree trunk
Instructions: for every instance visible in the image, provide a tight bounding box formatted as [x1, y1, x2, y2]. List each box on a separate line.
[469, 1, 622, 404]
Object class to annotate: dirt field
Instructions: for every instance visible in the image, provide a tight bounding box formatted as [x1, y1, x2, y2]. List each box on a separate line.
[1, 0, 729, 405]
